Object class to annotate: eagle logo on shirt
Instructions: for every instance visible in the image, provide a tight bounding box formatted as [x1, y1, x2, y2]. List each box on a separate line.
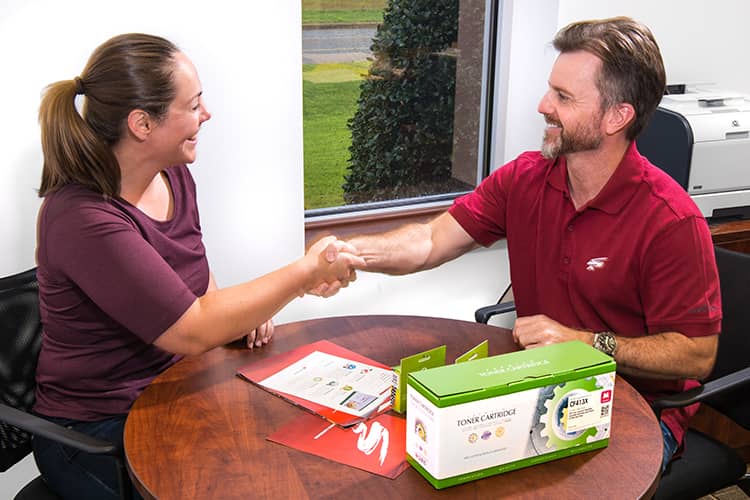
[585, 257, 609, 271]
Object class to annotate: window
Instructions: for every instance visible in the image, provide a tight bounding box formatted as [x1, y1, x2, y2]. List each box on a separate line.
[302, 0, 499, 218]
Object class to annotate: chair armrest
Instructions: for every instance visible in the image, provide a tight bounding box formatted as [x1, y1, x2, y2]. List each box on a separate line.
[0, 404, 120, 456]
[651, 366, 750, 418]
[475, 301, 516, 324]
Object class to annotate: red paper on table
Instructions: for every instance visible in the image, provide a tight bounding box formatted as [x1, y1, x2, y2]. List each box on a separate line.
[237, 340, 394, 427]
[267, 412, 409, 479]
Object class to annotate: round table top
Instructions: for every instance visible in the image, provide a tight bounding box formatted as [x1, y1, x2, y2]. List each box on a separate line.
[124, 315, 662, 499]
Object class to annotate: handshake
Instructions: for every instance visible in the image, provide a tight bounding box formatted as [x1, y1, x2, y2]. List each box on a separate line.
[304, 235, 366, 298]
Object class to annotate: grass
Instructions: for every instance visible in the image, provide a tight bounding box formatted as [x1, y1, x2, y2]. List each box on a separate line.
[303, 9, 383, 25]
[302, 0, 386, 25]
[301, 3, 381, 208]
[303, 62, 369, 209]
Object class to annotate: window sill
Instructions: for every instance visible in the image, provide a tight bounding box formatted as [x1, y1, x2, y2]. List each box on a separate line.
[304, 201, 451, 247]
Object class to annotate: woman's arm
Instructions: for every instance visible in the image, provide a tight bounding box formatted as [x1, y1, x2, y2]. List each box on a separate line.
[154, 237, 362, 355]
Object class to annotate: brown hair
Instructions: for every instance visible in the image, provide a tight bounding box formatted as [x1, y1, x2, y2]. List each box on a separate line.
[553, 16, 666, 141]
[38, 33, 180, 198]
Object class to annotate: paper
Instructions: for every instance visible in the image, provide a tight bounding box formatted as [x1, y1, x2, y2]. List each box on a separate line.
[268, 412, 409, 479]
[237, 340, 393, 427]
[260, 350, 393, 417]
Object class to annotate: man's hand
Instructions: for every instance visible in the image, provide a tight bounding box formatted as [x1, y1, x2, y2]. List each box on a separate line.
[513, 314, 592, 349]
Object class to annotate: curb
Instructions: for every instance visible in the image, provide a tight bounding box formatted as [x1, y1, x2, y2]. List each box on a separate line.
[302, 22, 380, 30]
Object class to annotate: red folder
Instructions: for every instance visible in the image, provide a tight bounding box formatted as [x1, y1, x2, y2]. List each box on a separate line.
[267, 412, 409, 479]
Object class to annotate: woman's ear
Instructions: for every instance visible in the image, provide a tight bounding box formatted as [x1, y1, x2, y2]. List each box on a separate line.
[126, 109, 152, 141]
[605, 102, 635, 136]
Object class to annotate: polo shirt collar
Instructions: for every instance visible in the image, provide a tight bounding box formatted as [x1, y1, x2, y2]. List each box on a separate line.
[547, 141, 645, 215]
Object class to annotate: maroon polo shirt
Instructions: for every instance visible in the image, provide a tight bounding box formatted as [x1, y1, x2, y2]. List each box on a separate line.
[34, 165, 209, 421]
[449, 141, 721, 448]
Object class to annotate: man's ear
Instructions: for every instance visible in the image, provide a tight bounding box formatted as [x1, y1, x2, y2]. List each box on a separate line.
[126, 109, 153, 141]
[605, 102, 635, 136]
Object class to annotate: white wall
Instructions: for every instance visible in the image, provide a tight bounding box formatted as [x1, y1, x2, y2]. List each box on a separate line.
[0, 0, 305, 281]
[557, 0, 750, 94]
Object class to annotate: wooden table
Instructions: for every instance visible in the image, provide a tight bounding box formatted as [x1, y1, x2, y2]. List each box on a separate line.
[710, 218, 750, 254]
[124, 315, 662, 499]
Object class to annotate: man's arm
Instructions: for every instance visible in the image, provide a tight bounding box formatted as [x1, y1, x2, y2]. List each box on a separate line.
[348, 212, 479, 275]
[512, 314, 718, 380]
[613, 332, 717, 380]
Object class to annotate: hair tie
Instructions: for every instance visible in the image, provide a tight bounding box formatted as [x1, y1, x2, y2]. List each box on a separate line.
[74, 77, 85, 96]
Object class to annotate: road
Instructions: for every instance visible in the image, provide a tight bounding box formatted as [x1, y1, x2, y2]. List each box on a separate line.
[302, 27, 377, 64]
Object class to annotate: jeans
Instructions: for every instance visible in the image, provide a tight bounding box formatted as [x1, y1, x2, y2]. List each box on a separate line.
[32, 414, 142, 500]
[660, 420, 679, 473]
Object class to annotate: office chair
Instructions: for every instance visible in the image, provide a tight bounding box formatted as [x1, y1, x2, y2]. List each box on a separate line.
[0, 268, 131, 500]
[652, 246, 750, 499]
[474, 282, 515, 324]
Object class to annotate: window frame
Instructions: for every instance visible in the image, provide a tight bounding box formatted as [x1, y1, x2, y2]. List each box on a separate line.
[303, 0, 502, 234]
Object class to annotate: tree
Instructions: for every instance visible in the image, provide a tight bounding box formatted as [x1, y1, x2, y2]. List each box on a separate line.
[343, 0, 459, 203]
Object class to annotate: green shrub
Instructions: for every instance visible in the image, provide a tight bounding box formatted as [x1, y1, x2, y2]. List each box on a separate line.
[344, 0, 459, 203]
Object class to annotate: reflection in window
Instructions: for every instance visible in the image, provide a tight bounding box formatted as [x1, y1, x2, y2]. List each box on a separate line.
[302, 0, 497, 215]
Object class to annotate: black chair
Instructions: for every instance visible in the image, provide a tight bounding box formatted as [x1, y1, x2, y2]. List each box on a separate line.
[474, 282, 516, 324]
[0, 268, 131, 500]
[652, 246, 750, 499]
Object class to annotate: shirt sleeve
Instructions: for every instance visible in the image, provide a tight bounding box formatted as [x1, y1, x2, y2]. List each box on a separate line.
[46, 199, 197, 344]
[449, 158, 517, 246]
[641, 215, 721, 336]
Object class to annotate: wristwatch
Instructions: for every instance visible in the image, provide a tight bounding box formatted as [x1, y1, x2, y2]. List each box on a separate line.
[593, 331, 617, 356]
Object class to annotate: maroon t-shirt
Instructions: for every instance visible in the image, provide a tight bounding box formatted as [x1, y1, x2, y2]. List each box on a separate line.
[34, 165, 209, 420]
[449, 142, 721, 448]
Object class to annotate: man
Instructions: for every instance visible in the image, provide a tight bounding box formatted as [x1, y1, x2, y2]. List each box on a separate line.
[344, 17, 721, 470]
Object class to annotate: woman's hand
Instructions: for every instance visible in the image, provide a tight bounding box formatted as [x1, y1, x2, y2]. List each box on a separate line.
[304, 236, 365, 296]
[246, 318, 275, 349]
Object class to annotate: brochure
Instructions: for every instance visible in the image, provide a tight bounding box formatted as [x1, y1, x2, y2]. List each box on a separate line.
[237, 340, 394, 427]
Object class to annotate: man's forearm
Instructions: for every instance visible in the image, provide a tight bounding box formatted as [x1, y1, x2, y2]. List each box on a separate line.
[348, 223, 434, 275]
[613, 332, 718, 380]
[347, 212, 479, 275]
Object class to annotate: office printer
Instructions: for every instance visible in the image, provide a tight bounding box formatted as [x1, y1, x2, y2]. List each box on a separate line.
[638, 85, 750, 219]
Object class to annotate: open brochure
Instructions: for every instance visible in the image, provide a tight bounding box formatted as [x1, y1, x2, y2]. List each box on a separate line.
[237, 340, 394, 427]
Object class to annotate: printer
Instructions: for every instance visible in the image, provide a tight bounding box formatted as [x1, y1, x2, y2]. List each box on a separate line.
[638, 85, 750, 219]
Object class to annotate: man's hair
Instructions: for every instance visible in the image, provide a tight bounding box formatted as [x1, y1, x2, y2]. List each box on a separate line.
[553, 16, 666, 141]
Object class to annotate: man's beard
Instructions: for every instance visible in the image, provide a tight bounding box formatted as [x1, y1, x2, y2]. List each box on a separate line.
[541, 114, 603, 159]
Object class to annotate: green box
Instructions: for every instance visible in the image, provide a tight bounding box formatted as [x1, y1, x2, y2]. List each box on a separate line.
[406, 341, 616, 489]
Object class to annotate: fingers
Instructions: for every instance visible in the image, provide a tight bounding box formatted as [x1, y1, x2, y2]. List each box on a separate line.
[338, 251, 366, 270]
[513, 314, 577, 349]
[264, 320, 275, 343]
[255, 323, 268, 347]
[304, 236, 364, 298]
[247, 319, 275, 349]
[324, 243, 338, 264]
[309, 235, 338, 256]
[333, 239, 359, 255]
[307, 282, 331, 296]
[320, 243, 365, 268]
[308, 280, 342, 298]
[246, 329, 257, 349]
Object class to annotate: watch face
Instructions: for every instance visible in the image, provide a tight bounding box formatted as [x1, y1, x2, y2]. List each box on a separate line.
[596, 333, 616, 355]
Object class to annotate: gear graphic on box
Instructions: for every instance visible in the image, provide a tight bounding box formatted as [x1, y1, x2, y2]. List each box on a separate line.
[529, 376, 606, 453]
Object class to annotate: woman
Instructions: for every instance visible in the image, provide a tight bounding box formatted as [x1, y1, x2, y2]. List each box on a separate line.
[32, 33, 361, 499]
